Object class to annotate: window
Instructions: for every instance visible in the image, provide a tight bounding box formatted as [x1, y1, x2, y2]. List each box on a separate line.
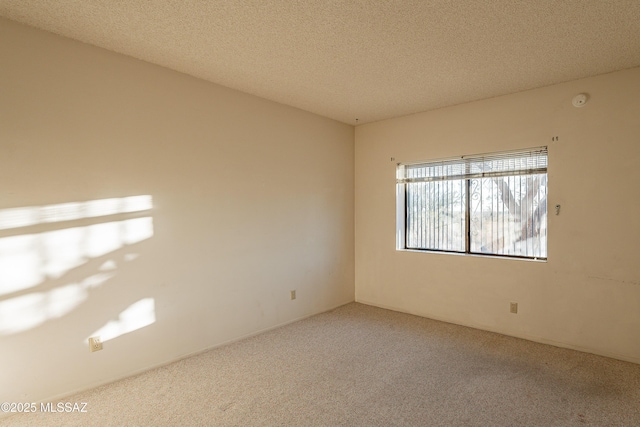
[396, 147, 548, 260]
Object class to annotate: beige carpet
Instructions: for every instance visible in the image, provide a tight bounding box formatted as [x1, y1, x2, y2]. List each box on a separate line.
[2, 303, 640, 426]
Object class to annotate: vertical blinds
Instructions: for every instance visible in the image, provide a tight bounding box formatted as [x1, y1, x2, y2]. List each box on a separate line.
[398, 147, 548, 183]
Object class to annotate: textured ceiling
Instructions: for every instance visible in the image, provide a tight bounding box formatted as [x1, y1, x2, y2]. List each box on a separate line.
[1, 1, 640, 124]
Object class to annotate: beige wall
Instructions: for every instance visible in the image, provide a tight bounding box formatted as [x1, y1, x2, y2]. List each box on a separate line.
[0, 18, 354, 404]
[356, 67, 640, 363]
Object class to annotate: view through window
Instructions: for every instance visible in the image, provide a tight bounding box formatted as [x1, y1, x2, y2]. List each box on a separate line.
[396, 147, 548, 259]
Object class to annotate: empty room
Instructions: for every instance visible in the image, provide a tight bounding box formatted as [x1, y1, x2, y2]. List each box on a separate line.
[1, 1, 639, 426]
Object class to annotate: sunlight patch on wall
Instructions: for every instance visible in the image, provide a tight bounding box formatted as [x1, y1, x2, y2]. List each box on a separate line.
[0, 196, 154, 335]
[0, 196, 154, 297]
[0, 272, 119, 335]
[0, 217, 153, 297]
[0, 235, 42, 295]
[88, 298, 156, 343]
[0, 195, 152, 231]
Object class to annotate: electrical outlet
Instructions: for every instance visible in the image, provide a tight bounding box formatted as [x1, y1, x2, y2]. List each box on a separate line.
[290, 290, 296, 300]
[510, 302, 518, 314]
[89, 336, 103, 352]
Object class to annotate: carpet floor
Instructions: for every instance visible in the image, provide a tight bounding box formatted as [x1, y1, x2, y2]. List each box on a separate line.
[2, 302, 640, 426]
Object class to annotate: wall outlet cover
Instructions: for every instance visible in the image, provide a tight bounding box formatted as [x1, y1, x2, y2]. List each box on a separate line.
[89, 336, 103, 352]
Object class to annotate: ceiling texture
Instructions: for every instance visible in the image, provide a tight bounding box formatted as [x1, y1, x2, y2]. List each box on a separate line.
[1, 0, 639, 124]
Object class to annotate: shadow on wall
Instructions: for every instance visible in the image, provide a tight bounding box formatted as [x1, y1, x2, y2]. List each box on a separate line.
[0, 195, 156, 344]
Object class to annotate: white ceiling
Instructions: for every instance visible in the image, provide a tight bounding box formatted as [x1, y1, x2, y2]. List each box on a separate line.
[1, 1, 639, 124]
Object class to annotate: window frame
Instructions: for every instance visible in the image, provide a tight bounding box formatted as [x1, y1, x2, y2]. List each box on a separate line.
[396, 147, 548, 261]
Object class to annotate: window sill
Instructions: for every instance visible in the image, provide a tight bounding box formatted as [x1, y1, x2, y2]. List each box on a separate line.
[396, 248, 547, 262]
